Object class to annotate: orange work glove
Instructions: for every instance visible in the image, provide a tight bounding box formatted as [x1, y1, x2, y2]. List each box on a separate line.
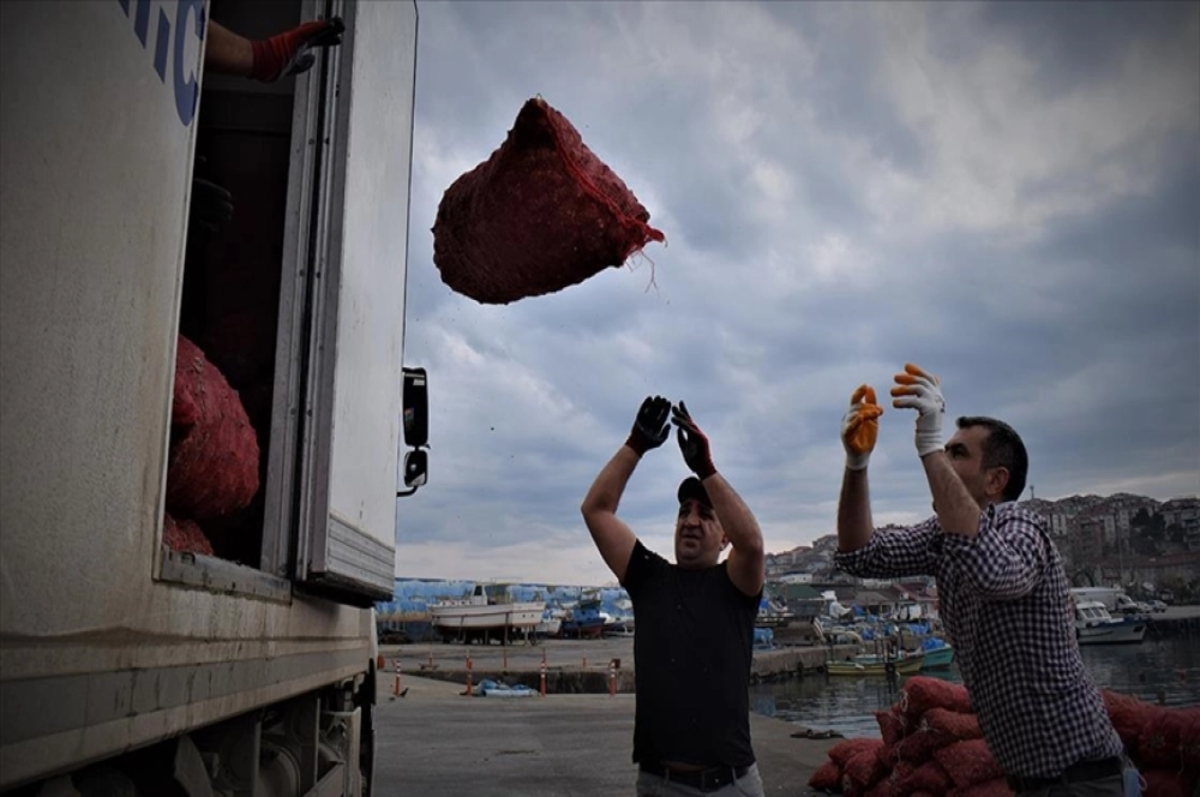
[841, 385, 883, 471]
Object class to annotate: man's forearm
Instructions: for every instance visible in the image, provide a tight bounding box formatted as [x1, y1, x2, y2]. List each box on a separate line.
[581, 445, 640, 515]
[703, 473, 762, 554]
[923, 452, 981, 537]
[205, 21, 254, 76]
[837, 467, 874, 551]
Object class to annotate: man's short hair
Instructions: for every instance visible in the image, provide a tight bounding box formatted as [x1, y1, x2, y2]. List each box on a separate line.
[677, 476, 712, 507]
[956, 416, 1028, 503]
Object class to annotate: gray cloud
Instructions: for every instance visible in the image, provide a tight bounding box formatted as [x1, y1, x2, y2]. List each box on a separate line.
[394, 1, 1200, 585]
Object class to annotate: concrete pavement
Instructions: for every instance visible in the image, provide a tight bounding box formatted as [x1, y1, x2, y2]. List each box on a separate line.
[374, 674, 836, 796]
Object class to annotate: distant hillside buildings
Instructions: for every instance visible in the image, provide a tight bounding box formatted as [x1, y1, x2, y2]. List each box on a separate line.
[765, 493, 1200, 600]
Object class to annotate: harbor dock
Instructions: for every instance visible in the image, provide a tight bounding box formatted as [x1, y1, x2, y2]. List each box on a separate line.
[380, 637, 859, 694]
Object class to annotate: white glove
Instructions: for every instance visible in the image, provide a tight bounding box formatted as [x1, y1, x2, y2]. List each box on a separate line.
[890, 363, 945, 458]
[841, 385, 882, 471]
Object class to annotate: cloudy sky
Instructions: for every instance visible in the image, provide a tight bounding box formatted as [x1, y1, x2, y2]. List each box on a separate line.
[393, 1, 1200, 587]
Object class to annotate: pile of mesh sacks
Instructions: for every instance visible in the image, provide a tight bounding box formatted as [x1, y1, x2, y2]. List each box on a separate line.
[807, 676, 1199, 797]
[163, 334, 261, 556]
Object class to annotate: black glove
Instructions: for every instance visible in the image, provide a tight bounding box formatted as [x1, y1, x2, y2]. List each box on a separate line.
[625, 395, 671, 457]
[190, 178, 234, 235]
[672, 401, 715, 479]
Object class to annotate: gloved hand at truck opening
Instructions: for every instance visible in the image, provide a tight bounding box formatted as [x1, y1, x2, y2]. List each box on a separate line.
[206, 17, 345, 83]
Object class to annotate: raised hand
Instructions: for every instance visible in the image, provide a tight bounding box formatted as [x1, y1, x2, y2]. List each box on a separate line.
[842, 384, 883, 471]
[250, 17, 346, 82]
[625, 395, 672, 457]
[672, 401, 716, 479]
[890, 363, 945, 458]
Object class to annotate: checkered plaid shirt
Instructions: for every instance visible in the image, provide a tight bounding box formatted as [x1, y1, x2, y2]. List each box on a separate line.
[834, 502, 1124, 778]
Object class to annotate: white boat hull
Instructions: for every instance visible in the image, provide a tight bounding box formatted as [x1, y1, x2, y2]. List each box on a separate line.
[1076, 618, 1146, 644]
[429, 601, 545, 631]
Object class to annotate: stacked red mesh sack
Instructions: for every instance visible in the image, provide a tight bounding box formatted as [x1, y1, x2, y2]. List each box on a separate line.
[163, 335, 261, 557]
[807, 676, 1199, 797]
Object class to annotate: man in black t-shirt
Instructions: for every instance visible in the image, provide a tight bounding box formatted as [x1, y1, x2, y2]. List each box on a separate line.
[581, 396, 766, 797]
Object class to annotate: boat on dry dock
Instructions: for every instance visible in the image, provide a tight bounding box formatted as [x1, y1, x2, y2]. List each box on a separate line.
[429, 584, 545, 643]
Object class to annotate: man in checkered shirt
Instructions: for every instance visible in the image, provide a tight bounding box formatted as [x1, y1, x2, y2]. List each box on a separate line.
[833, 364, 1130, 797]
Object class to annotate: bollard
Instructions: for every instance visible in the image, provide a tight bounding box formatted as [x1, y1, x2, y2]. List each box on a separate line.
[608, 659, 616, 697]
[393, 659, 403, 697]
[428, 649, 435, 670]
[465, 649, 473, 698]
[582, 654, 587, 669]
[540, 648, 548, 697]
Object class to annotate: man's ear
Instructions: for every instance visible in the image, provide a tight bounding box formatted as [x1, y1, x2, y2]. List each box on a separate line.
[987, 466, 1010, 499]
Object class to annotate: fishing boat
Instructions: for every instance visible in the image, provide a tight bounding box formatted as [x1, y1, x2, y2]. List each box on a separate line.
[1073, 600, 1146, 645]
[826, 649, 925, 677]
[919, 638, 955, 670]
[429, 584, 544, 643]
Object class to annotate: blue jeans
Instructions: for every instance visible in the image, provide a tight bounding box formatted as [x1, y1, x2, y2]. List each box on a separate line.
[635, 763, 764, 797]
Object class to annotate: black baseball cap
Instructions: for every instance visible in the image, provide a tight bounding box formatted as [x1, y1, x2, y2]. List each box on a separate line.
[677, 476, 712, 507]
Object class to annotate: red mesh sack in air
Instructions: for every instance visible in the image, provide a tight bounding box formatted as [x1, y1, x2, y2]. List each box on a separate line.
[808, 760, 843, 791]
[934, 739, 1003, 790]
[922, 707, 983, 741]
[432, 97, 665, 305]
[162, 513, 214, 556]
[902, 676, 973, 722]
[831, 738, 887, 769]
[878, 709, 909, 747]
[168, 335, 260, 519]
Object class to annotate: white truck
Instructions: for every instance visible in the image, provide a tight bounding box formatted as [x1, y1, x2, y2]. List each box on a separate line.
[1069, 587, 1146, 616]
[1, 1, 424, 794]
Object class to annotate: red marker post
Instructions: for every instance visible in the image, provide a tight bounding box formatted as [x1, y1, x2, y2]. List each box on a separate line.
[465, 649, 473, 698]
[393, 658, 402, 697]
[539, 649, 547, 697]
[608, 659, 616, 698]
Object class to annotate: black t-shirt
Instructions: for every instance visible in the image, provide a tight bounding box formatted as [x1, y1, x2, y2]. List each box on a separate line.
[621, 540, 762, 768]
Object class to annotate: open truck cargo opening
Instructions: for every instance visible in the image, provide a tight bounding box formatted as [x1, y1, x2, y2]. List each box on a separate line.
[0, 1, 426, 794]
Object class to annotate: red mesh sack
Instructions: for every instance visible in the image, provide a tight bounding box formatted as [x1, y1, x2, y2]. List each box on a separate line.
[168, 335, 260, 519]
[432, 97, 665, 305]
[922, 707, 983, 740]
[957, 777, 1013, 797]
[1103, 689, 1152, 756]
[895, 728, 956, 765]
[885, 761, 916, 797]
[162, 513, 214, 556]
[878, 709, 909, 747]
[808, 760, 843, 791]
[934, 738, 1003, 789]
[1142, 769, 1190, 797]
[831, 738, 887, 768]
[845, 747, 888, 789]
[865, 778, 898, 797]
[1183, 707, 1200, 772]
[900, 760, 953, 795]
[1139, 707, 1198, 770]
[902, 676, 972, 722]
